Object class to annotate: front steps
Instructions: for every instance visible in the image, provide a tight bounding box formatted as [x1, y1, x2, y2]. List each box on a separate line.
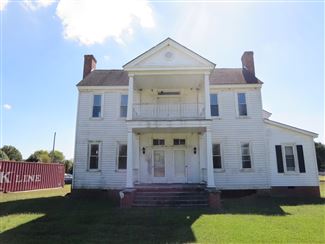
[132, 185, 209, 207]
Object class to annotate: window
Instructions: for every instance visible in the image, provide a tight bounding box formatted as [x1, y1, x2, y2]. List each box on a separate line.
[210, 94, 219, 116]
[120, 95, 128, 117]
[153, 139, 165, 146]
[118, 144, 127, 170]
[241, 143, 251, 168]
[284, 146, 295, 171]
[173, 139, 186, 145]
[213, 144, 222, 169]
[92, 95, 102, 117]
[238, 93, 247, 116]
[88, 143, 100, 170]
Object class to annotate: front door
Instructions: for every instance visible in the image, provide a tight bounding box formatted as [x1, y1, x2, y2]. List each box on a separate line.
[152, 150, 167, 183]
[173, 150, 187, 183]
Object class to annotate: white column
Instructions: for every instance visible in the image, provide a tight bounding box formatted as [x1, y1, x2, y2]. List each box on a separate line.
[127, 74, 134, 120]
[206, 128, 215, 188]
[204, 72, 211, 119]
[126, 130, 134, 188]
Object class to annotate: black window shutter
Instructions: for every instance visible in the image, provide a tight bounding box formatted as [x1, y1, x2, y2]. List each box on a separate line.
[275, 145, 284, 173]
[296, 145, 306, 173]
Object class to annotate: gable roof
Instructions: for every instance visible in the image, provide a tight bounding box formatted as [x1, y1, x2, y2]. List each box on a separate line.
[77, 68, 262, 87]
[123, 37, 216, 69]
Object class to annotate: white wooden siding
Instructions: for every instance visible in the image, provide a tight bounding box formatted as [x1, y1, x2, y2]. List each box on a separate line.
[266, 124, 319, 186]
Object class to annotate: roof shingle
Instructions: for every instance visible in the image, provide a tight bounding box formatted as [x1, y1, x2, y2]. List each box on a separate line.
[77, 68, 262, 87]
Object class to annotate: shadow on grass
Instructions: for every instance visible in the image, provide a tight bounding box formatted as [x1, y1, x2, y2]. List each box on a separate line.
[0, 194, 324, 243]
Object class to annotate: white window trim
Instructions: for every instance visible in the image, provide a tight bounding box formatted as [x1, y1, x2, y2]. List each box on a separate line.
[87, 141, 102, 171]
[118, 94, 128, 119]
[210, 93, 221, 118]
[213, 142, 225, 172]
[90, 93, 104, 120]
[281, 143, 299, 174]
[235, 92, 249, 118]
[240, 141, 254, 172]
[116, 142, 127, 171]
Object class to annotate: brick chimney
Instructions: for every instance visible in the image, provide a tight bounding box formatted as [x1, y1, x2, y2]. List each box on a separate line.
[83, 54, 97, 78]
[241, 51, 255, 76]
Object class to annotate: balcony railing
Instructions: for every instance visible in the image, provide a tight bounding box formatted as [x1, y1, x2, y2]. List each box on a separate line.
[132, 103, 205, 120]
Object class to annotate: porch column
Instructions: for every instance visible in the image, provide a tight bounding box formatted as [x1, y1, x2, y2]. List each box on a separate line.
[206, 128, 215, 188]
[127, 74, 134, 120]
[126, 129, 134, 188]
[204, 72, 211, 119]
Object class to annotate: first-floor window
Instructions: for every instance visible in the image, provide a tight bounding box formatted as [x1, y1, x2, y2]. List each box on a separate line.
[118, 144, 127, 169]
[153, 139, 165, 146]
[284, 146, 295, 171]
[174, 139, 186, 145]
[89, 143, 100, 169]
[241, 143, 252, 168]
[213, 144, 222, 169]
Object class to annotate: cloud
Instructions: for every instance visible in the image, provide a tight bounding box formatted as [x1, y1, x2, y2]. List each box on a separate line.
[0, 0, 9, 11]
[3, 104, 12, 110]
[56, 0, 155, 45]
[22, 0, 55, 11]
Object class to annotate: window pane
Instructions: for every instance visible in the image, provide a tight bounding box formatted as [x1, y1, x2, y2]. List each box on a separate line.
[285, 146, 295, 171]
[242, 159, 251, 168]
[239, 104, 247, 116]
[213, 144, 220, 155]
[93, 95, 101, 106]
[89, 156, 98, 169]
[92, 106, 101, 117]
[154, 139, 165, 145]
[121, 95, 128, 106]
[90, 144, 99, 156]
[210, 94, 218, 105]
[211, 105, 219, 116]
[174, 139, 185, 145]
[238, 93, 246, 104]
[118, 156, 127, 169]
[213, 156, 222, 169]
[285, 146, 293, 155]
[120, 106, 127, 117]
[119, 145, 127, 156]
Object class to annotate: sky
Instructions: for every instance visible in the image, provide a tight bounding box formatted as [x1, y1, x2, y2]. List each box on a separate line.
[0, 0, 324, 160]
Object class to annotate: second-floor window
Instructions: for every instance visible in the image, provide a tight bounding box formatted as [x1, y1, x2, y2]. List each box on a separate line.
[120, 95, 128, 117]
[210, 94, 219, 116]
[92, 95, 102, 118]
[238, 93, 247, 116]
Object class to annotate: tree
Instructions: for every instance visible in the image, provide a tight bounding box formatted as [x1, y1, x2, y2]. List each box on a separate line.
[49, 150, 65, 163]
[0, 149, 9, 160]
[26, 150, 51, 163]
[1, 145, 22, 161]
[315, 142, 325, 172]
[62, 159, 73, 173]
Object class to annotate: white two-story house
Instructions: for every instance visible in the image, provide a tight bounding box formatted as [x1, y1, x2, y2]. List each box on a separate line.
[73, 38, 320, 199]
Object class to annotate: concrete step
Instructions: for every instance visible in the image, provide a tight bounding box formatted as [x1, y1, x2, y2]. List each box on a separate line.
[132, 203, 209, 208]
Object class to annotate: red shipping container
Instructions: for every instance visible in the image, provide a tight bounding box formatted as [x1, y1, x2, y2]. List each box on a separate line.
[0, 161, 65, 193]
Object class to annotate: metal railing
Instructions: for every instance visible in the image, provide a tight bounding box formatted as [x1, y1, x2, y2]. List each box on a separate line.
[132, 103, 205, 120]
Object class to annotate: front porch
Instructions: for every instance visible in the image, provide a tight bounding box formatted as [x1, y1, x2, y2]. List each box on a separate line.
[124, 126, 216, 189]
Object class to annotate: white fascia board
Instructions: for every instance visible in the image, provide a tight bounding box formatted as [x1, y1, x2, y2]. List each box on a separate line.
[264, 119, 318, 138]
[78, 86, 128, 92]
[124, 66, 214, 73]
[210, 84, 262, 89]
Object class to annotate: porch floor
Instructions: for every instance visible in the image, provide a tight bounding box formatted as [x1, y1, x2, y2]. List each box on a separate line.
[134, 183, 206, 190]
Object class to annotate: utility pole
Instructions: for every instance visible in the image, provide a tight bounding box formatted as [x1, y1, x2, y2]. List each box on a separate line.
[51, 132, 56, 163]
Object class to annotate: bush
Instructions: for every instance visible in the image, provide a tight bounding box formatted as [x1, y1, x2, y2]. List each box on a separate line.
[0, 149, 9, 160]
[1, 145, 22, 161]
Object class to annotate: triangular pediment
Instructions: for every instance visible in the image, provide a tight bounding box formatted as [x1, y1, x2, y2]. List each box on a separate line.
[123, 38, 215, 71]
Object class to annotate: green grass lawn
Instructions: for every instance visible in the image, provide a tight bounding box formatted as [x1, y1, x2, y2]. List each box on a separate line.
[0, 184, 324, 244]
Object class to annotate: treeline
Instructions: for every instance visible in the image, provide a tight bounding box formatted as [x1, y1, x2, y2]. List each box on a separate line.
[0, 145, 73, 173]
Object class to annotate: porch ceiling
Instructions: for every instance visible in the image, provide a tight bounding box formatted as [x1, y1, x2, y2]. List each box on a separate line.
[134, 74, 203, 89]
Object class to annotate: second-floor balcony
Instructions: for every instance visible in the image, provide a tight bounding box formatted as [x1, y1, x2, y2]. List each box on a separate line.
[132, 103, 205, 120]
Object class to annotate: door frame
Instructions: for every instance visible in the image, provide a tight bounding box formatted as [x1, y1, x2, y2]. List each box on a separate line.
[151, 148, 167, 183]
